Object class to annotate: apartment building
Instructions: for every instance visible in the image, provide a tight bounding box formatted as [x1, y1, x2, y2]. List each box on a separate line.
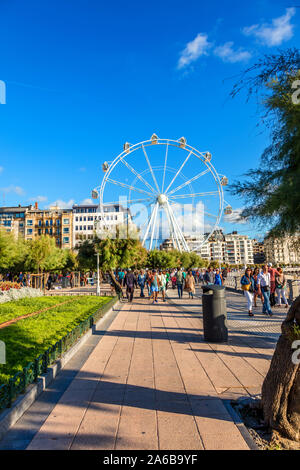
[252, 239, 265, 264]
[24, 203, 73, 250]
[264, 235, 300, 265]
[224, 231, 254, 265]
[0, 205, 29, 238]
[160, 230, 254, 265]
[0, 203, 73, 249]
[72, 203, 132, 249]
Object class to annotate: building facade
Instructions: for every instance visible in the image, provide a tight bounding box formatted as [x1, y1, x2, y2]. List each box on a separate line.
[0, 205, 29, 238]
[160, 230, 254, 266]
[72, 203, 132, 249]
[252, 239, 265, 264]
[24, 203, 73, 250]
[264, 235, 300, 265]
[0, 203, 73, 249]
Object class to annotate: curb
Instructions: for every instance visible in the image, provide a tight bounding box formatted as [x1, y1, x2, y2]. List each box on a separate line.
[0, 299, 121, 442]
[223, 400, 261, 451]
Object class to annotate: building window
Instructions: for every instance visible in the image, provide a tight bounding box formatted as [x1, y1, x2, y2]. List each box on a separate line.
[27, 220, 33, 226]
[63, 218, 69, 225]
[63, 227, 69, 234]
[63, 237, 69, 244]
[27, 228, 33, 234]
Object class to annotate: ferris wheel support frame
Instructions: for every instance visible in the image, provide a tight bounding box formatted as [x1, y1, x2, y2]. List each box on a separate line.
[95, 137, 226, 252]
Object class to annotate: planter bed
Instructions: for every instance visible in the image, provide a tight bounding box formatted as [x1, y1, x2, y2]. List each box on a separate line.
[0, 296, 79, 325]
[0, 296, 114, 386]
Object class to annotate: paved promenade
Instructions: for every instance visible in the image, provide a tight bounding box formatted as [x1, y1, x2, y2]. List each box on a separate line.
[1, 288, 286, 450]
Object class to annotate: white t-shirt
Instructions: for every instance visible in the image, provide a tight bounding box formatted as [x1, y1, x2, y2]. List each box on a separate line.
[257, 272, 270, 287]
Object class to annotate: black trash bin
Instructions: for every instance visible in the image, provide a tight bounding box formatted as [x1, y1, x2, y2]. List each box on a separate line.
[202, 285, 228, 342]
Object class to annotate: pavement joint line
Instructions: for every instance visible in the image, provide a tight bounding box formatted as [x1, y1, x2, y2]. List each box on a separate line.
[67, 302, 130, 451]
[69, 301, 130, 449]
[164, 303, 218, 399]
[159, 304, 206, 450]
[149, 304, 160, 450]
[165, 294, 256, 400]
[113, 302, 138, 451]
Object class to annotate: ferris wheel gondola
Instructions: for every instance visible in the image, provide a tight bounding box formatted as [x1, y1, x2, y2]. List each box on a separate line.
[92, 134, 229, 252]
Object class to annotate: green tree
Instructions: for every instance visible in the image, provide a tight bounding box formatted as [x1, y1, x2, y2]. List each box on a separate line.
[77, 240, 97, 271]
[230, 48, 300, 237]
[0, 229, 28, 273]
[230, 48, 300, 447]
[25, 236, 66, 273]
[94, 236, 147, 296]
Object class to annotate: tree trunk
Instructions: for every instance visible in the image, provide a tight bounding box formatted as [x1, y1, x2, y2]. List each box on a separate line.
[261, 295, 300, 443]
[109, 270, 123, 298]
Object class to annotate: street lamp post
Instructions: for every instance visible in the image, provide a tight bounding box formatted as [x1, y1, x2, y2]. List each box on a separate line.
[96, 252, 100, 296]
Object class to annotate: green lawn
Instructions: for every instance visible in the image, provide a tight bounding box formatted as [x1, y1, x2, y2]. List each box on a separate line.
[0, 296, 79, 324]
[0, 296, 113, 384]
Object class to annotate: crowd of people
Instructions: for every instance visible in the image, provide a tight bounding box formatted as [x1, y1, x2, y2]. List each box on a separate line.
[240, 263, 289, 317]
[114, 267, 228, 304]
[116, 263, 290, 317]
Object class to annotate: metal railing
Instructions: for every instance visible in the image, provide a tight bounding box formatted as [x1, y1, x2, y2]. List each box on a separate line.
[0, 296, 118, 412]
[225, 275, 300, 303]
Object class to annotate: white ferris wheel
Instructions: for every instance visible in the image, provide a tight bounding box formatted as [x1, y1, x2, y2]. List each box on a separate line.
[92, 134, 232, 252]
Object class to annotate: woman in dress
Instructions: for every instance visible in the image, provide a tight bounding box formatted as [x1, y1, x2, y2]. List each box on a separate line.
[214, 269, 223, 286]
[185, 270, 196, 299]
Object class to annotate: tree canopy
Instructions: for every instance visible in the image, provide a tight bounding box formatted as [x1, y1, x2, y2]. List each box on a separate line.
[230, 48, 300, 237]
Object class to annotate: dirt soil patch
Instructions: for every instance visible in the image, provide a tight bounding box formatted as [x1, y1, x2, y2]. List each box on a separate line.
[232, 397, 300, 450]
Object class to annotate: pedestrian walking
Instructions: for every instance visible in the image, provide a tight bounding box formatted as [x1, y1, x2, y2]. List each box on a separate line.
[124, 269, 136, 302]
[176, 268, 184, 299]
[257, 265, 273, 316]
[241, 268, 255, 316]
[268, 263, 280, 307]
[214, 269, 223, 286]
[253, 267, 264, 307]
[185, 270, 196, 299]
[275, 267, 288, 308]
[204, 267, 214, 285]
[137, 270, 146, 297]
[157, 270, 167, 302]
[149, 270, 160, 304]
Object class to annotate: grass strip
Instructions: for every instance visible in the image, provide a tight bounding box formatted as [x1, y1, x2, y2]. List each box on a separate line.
[0, 296, 113, 384]
[0, 296, 79, 324]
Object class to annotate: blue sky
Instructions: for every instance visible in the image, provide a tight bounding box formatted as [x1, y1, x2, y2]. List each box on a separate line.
[0, 0, 299, 241]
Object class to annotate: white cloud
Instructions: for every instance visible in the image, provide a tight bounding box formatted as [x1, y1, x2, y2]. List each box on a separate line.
[224, 208, 247, 224]
[177, 33, 213, 69]
[242, 8, 296, 47]
[29, 195, 48, 203]
[1, 185, 25, 195]
[47, 199, 75, 209]
[214, 42, 252, 63]
[80, 198, 95, 205]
